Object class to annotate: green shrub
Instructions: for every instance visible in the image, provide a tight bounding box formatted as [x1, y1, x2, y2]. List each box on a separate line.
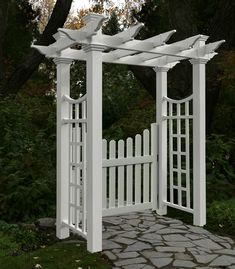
[206, 134, 235, 202]
[206, 198, 235, 236]
[0, 95, 56, 222]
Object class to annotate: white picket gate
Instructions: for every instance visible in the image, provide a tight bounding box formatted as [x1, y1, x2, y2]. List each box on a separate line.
[102, 124, 158, 216]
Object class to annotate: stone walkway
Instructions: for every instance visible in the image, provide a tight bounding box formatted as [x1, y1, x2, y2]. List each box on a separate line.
[102, 210, 235, 269]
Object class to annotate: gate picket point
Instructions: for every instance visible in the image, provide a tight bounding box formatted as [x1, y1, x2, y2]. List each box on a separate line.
[33, 12, 224, 253]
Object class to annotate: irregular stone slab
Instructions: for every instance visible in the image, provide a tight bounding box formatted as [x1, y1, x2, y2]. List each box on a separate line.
[139, 238, 162, 244]
[36, 217, 55, 229]
[106, 226, 122, 231]
[103, 218, 123, 225]
[165, 241, 195, 248]
[196, 246, 213, 253]
[150, 257, 173, 268]
[120, 215, 140, 219]
[112, 249, 122, 253]
[188, 226, 211, 235]
[143, 224, 166, 233]
[123, 265, 145, 269]
[142, 251, 172, 259]
[159, 219, 183, 225]
[219, 236, 234, 244]
[175, 253, 193, 260]
[192, 253, 218, 264]
[114, 257, 147, 267]
[214, 249, 235, 256]
[103, 232, 113, 239]
[125, 242, 152, 252]
[185, 233, 206, 240]
[102, 240, 122, 250]
[117, 252, 139, 259]
[221, 242, 232, 249]
[121, 231, 139, 238]
[208, 234, 226, 243]
[163, 234, 189, 241]
[105, 230, 124, 236]
[102, 250, 117, 260]
[142, 221, 156, 226]
[169, 225, 188, 229]
[143, 266, 155, 269]
[112, 237, 136, 245]
[127, 219, 141, 226]
[194, 238, 223, 250]
[173, 260, 196, 268]
[141, 233, 162, 241]
[155, 246, 185, 253]
[209, 255, 235, 267]
[141, 216, 156, 221]
[157, 228, 188, 234]
[120, 224, 135, 231]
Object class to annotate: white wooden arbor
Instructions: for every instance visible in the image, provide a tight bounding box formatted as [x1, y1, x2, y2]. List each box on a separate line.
[33, 13, 224, 253]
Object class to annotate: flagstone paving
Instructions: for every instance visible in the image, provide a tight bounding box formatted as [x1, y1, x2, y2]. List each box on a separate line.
[102, 210, 235, 269]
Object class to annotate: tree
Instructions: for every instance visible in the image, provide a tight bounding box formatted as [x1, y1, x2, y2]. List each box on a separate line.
[0, 0, 73, 95]
[131, 0, 235, 134]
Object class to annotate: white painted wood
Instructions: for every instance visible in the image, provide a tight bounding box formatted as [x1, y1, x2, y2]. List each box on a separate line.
[169, 103, 173, 204]
[185, 101, 191, 209]
[102, 155, 153, 167]
[109, 140, 116, 208]
[102, 202, 153, 217]
[163, 201, 194, 214]
[190, 57, 207, 226]
[85, 45, 103, 253]
[177, 103, 182, 206]
[63, 94, 87, 104]
[156, 66, 168, 215]
[54, 57, 73, 239]
[102, 139, 107, 209]
[82, 105, 87, 233]
[118, 140, 125, 207]
[143, 129, 150, 202]
[126, 138, 133, 205]
[135, 134, 142, 204]
[151, 123, 158, 210]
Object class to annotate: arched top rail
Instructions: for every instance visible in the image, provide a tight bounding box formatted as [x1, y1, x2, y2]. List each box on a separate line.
[62, 94, 87, 104]
[163, 94, 193, 104]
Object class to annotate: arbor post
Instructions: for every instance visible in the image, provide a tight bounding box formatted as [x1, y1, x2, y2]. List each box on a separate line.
[190, 58, 207, 226]
[155, 66, 169, 215]
[54, 57, 73, 239]
[84, 44, 103, 253]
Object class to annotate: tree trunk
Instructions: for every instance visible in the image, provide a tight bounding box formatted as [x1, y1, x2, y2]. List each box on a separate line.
[0, 1, 9, 91]
[2, 0, 73, 95]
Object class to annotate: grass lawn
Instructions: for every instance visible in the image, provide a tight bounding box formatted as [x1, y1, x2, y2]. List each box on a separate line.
[0, 231, 111, 269]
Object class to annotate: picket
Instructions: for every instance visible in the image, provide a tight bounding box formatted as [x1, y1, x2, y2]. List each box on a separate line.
[126, 137, 133, 205]
[118, 140, 125, 206]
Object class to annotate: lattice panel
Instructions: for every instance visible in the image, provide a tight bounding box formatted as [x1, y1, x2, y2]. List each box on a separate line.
[66, 97, 87, 236]
[164, 95, 193, 213]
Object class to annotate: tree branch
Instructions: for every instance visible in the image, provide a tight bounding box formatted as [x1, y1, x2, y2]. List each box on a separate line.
[2, 0, 73, 95]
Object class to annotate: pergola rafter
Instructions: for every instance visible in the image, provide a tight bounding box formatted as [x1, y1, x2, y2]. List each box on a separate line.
[33, 13, 224, 68]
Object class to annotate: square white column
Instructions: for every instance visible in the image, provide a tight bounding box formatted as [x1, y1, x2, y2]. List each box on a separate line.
[190, 58, 208, 226]
[84, 44, 104, 253]
[155, 66, 169, 215]
[54, 57, 73, 239]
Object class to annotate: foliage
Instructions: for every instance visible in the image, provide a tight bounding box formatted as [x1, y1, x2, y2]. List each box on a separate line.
[0, 240, 111, 269]
[4, 0, 39, 70]
[0, 221, 111, 268]
[206, 198, 235, 236]
[0, 95, 56, 222]
[103, 97, 155, 140]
